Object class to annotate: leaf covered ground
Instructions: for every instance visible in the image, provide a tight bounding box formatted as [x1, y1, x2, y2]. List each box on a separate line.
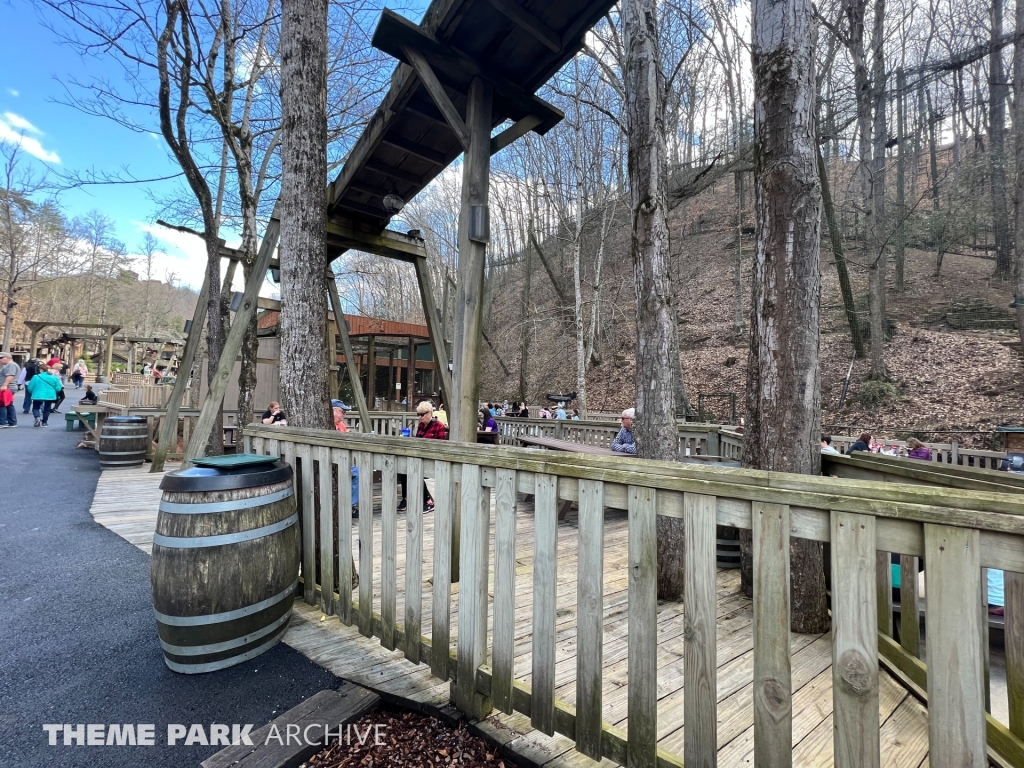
[302, 707, 513, 768]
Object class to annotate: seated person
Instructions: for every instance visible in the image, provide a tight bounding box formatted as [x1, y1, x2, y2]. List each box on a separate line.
[611, 408, 637, 455]
[261, 401, 288, 425]
[847, 431, 872, 453]
[906, 437, 932, 461]
[78, 384, 98, 405]
[820, 434, 841, 455]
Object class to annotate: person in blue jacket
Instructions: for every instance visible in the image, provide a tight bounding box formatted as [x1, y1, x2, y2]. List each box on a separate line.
[25, 363, 63, 427]
[611, 408, 637, 455]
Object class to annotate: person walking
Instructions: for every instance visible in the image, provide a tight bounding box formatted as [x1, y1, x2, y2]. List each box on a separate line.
[0, 351, 20, 428]
[71, 359, 88, 388]
[26, 363, 63, 427]
[21, 358, 38, 414]
[398, 401, 447, 512]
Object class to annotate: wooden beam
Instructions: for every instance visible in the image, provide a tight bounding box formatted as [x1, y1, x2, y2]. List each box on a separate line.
[364, 158, 423, 186]
[484, 0, 561, 53]
[405, 100, 450, 128]
[331, 196, 392, 222]
[380, 134, 449, 165]
[326, 221, 426, 262]
[413, 255, 453, 408]
[371, 9, 562, 134]
[449, 77, 492, 443]
[184, 218, 281, 464]
[403, 45, 470, 150]
[326, 273, 373, 431]
[491, 115, 543, 155]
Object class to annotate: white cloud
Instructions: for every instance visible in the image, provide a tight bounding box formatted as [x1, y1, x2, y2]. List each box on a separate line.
[134, 222, 277, 296]
[0, 114, 60, 163]
[4, 112, 42, 134]
[7, 89, 19, 97]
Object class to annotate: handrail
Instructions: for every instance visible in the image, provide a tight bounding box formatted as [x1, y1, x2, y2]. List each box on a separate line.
[244, 424, 1024, 766]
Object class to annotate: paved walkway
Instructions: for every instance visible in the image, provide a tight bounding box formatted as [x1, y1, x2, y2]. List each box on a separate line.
[0, 416, 339, 768]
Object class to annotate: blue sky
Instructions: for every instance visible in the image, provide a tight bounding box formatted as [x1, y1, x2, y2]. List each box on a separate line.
[0, 0, 216, 287]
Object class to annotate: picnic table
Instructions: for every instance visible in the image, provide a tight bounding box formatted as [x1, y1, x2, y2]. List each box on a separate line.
[69, 404, 117, 444]
[518, 434, 619, 456]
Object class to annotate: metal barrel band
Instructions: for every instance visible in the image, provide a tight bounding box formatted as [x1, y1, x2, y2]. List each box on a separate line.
[100, 450, 147, 456]
[152, 512, 298, 549]
[162, 623, 289, 674]
[158, 487, 294, 515]
[153, 579, 298, 626]
[158, 610, 292, 656]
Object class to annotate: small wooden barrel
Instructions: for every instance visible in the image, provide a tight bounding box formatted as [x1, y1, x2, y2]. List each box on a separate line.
[98, 416, 148, 469]
[151, 460, 299, 674]
[716, 538, 742, 570]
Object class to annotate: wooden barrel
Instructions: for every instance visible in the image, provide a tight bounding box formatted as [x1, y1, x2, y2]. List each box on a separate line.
[716, 538, 742, 570]
[151, 460, 299, 674]
[98, 416, 148, 469]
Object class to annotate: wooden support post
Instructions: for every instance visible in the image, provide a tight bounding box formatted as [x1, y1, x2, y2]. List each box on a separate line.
[103, 327, 115, 379]
[924, 524, 985, 767]
[183, 220, 281, 464]
[387, 349, 395, 408]
[151, 272, 211, 471]
[1008, 572, 1024, 739]
[450, 77, 492, 443]
[325, 273, 372, 431]
[407, 337, 415, 408]
[367, 335, 376, 410]
[327, 315, 338, 399]
[413, 255, 453, 407]
[28, 327, 39, 359]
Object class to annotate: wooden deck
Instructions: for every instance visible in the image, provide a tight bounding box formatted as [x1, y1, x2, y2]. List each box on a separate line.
[89, 465, 933, 766]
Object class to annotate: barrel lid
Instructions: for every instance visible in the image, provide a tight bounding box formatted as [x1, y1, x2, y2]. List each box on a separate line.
[106, 415, 148, 424]
[160, 459, 292, 492]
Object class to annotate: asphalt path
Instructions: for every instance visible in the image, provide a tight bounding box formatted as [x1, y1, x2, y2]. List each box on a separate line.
[0, 401, 340, 767]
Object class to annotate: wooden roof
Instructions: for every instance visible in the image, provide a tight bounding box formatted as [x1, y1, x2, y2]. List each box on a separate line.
[325, 0, 616, 249]
[258, 310, 430, 340]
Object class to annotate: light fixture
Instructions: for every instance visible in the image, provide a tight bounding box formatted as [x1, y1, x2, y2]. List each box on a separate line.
[383, 192, 405, 216]
[468, 205, 489, 243]
[229, 291, 244, 312]
[407, 229, 422, 239]
[183, 320, 193, 335]
[448, 359, 454, 372]
[270, 267, 281, 284]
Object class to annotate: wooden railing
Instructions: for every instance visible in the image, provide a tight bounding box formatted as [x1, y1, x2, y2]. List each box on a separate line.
[97, 385, 170, 410]
[243, 424, 1024, 767]
[830, 434, 1006, 470]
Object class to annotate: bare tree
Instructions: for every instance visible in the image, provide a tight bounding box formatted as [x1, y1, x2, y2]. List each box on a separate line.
[1014, 0, 1024, 354]
[622, 0, 684, 600]
[278, 0, 330, 429]
[743, 0, 829, 634]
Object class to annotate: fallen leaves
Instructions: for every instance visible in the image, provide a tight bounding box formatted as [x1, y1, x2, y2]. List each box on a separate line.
[302, 707, 510, 768]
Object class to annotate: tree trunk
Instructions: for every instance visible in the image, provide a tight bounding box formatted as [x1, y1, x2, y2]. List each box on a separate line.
[622, 0, 683, 600]
[866, 0, 887, 381]
[895, 68, 906, 293]
[278, 0, 331, 430]
[742, 0, 829, 635]
[990, 0, 1012, 280]
[733, 171, 745, 338]
[1015, 0, 1024, 353]
[818, 148, 865, 358]
[236, 257, 259, 429]
[519, 223, 532, 403]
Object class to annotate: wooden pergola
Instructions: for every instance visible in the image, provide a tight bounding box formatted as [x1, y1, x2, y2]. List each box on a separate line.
[156, 0, 617, 469]
[23, 321, 122, 378]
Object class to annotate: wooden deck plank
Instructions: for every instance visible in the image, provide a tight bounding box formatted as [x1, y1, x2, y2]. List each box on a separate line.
[88, 464, 934, 768]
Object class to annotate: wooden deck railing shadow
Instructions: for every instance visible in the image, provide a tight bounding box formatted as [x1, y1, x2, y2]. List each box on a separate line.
[243, 424, 1024, 767]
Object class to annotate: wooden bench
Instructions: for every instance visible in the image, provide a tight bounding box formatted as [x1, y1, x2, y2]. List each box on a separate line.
[518, 434, 620, 456]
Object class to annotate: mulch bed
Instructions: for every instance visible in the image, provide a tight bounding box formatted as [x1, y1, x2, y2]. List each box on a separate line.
[302, 706, 514, 768]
